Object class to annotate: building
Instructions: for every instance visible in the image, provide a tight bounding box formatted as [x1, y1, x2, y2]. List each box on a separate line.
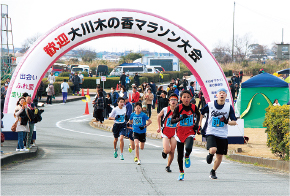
[276, 43, 290, 60]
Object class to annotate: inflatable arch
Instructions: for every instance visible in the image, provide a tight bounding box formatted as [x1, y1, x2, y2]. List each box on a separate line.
[4, 8, 232, 114]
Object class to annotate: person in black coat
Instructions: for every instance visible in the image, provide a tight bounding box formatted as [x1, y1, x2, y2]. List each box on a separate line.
[72, 73, 80, 95]
[119, 72, 126, 87]
[134, 73, 141, 86]
[157, 91, 169, 113]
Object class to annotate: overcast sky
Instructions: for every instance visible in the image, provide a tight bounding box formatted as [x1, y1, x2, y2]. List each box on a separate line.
[2, 0, 290, 53]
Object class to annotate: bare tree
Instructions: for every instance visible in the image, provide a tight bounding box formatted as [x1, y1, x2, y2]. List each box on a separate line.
[234, 33, 252, 62]
[212, 41, 231, 64]
[20, 33, 41, 53]
[76, 47, 96, 62]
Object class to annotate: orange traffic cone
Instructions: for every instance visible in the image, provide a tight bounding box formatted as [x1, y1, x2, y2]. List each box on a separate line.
[84, 102, 90, 115]
[87, 88, 89, 95]
[129, 93, 132, 102]
[81, 89, 84, 96]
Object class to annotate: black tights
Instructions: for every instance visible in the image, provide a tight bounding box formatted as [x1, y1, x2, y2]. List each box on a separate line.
[177, 137, 194, 172]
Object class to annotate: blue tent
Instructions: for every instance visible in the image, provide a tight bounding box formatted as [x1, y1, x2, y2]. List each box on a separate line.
[236, 72, 289, 128]
[241, 72, 289, 88]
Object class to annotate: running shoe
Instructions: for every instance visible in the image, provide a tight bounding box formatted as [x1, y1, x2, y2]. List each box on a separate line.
[209, 169, 217, 179]
[114, 149, 118, 158]
[137, 160, 141, 165]
[207, 153, 214, 164]
[128, 144, 132, 153]
[185, 157, 191, 168]
[20, 148, 29, 152]
[134, 157, 138, 162]
[120, 154, 124, 160]
[165, 166, 172, 173]
[178, 173, 184, 181]
[162, 151, 167, 159]
[16, 148, 20, 152]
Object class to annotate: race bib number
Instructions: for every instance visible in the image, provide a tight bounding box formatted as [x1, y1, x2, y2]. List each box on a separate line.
[166, 118, 177, 128]
[180, 114, 193, 126]
[212, 117, 224, 127]
[117, 115, 125, 123]
[133, 117, 143, 126]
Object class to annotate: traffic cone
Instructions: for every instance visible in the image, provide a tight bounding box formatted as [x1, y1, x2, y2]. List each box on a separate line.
[129, 93, 132, 102]
[84, 102, 90, 115]
[81, 88, 84, 96]
[87, 88, 89, 95]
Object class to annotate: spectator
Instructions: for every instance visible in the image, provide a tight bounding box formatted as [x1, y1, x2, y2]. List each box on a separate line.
[72, 72, 80, 95]
[273, 99, 280, 106]
[144, 88, 154, 118]
[1, 82, 8, 99]
[105, 93, 112, 118]
[61, 79, 70, 104]
[259, 69, 264, 74]
[36, 81, 44, 101]
[235, 83, 240, 98]
[149, 81, 157, 109]
[176, 78, 181, 90]
[6, 77, 10, 85]
[120, 71, 126, 87]
[156, 86, 163, 105]
[228, 81, 235, 101]
[111, 87, 119, 107]
[134, 73, 141, 86]
[189, 81, 195, 98]
[239, 69, 243, 83]
[25, 96, 36, 149]
[167, 85, 174, 98]
[14, 97, 29, 152]
[93, 91, 104, 123]
[157, 90, 169, 113]
[119, 86, 127, 99]
[125, 74, 130, 91]
[78, 72, 84, 89]
[198, 90, 206, 110]
[131, 87, 140, 110]
[170, 78, 175, 86]
[46, 83, 55, 104]
[159, 71, 164, 84]
[182, 76, 188, 90]
[89, 71, 93, 77]
[141, 82, 147, 93]
[47, 72, 55, 83]
[173, 85, 179, 97]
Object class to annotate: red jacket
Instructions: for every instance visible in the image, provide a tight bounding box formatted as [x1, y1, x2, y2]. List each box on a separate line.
[132, 92, 140, 103]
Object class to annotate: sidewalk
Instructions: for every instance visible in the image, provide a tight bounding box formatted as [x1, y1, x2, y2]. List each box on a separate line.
[1, 93, 88, 167]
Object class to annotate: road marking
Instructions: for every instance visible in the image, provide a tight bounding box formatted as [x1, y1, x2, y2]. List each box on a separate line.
[56, 115, 161, 148]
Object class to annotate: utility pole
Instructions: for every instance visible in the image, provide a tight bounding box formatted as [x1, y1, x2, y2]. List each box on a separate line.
[232, 1, 235, 62]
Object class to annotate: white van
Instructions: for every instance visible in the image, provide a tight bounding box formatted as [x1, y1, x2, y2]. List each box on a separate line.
[146, 66, 158, 74]
[72, 65, 90, 73]
[110, 63, 148, 76]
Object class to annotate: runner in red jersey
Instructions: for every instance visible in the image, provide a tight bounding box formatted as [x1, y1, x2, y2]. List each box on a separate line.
[171, 90, 200, 181]
[157, 93, 178, 173]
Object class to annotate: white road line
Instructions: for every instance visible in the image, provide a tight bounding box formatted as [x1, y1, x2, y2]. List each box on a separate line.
[55, 115, 161, 148]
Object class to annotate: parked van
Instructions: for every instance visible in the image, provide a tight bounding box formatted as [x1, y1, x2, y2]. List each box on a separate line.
[110, 63, 148, 76]
[96, 65, 109, 76]
[72, 65, 90, 73]
[146, 66, 158, 74]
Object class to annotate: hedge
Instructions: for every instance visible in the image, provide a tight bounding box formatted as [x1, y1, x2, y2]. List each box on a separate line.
[263, 105, 289, 160]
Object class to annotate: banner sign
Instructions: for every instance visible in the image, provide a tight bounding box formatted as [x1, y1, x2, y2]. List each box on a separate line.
[4, 9, 231, 113]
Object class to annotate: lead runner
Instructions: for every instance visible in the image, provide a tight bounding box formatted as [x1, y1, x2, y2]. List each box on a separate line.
[199, 87, 237, 179]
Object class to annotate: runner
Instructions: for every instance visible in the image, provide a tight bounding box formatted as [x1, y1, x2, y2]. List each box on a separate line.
[199, 88, 237, 179]
[157, 93, 178, 173]
[171, 90, 200, 181]
[128, 102, 152, 165]
[108, 97, 127, 160]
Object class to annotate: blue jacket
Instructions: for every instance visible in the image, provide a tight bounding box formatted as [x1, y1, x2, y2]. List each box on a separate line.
[111, 91, 119, 107]
[125, 102, 132, 121]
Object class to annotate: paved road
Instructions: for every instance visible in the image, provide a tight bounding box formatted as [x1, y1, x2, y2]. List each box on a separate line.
[1, 100, 289, 195]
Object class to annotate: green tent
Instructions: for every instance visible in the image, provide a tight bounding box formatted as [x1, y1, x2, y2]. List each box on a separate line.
[235, 73, 289, 128]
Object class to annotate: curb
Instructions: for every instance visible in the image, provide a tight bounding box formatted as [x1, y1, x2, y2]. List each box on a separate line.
[1, 147, 38, 166]
[228, 154, 289, 172]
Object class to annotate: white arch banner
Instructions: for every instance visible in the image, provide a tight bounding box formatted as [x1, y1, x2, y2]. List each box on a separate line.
[4, 9, 232, 114]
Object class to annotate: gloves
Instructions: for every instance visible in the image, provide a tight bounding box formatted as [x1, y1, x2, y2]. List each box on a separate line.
[180, 114, 188, 121]
[115, 115, 120, 120]
[139, 125, 146, 130]
[220, 115, 228, 124]
[197, 126, 201, 135]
